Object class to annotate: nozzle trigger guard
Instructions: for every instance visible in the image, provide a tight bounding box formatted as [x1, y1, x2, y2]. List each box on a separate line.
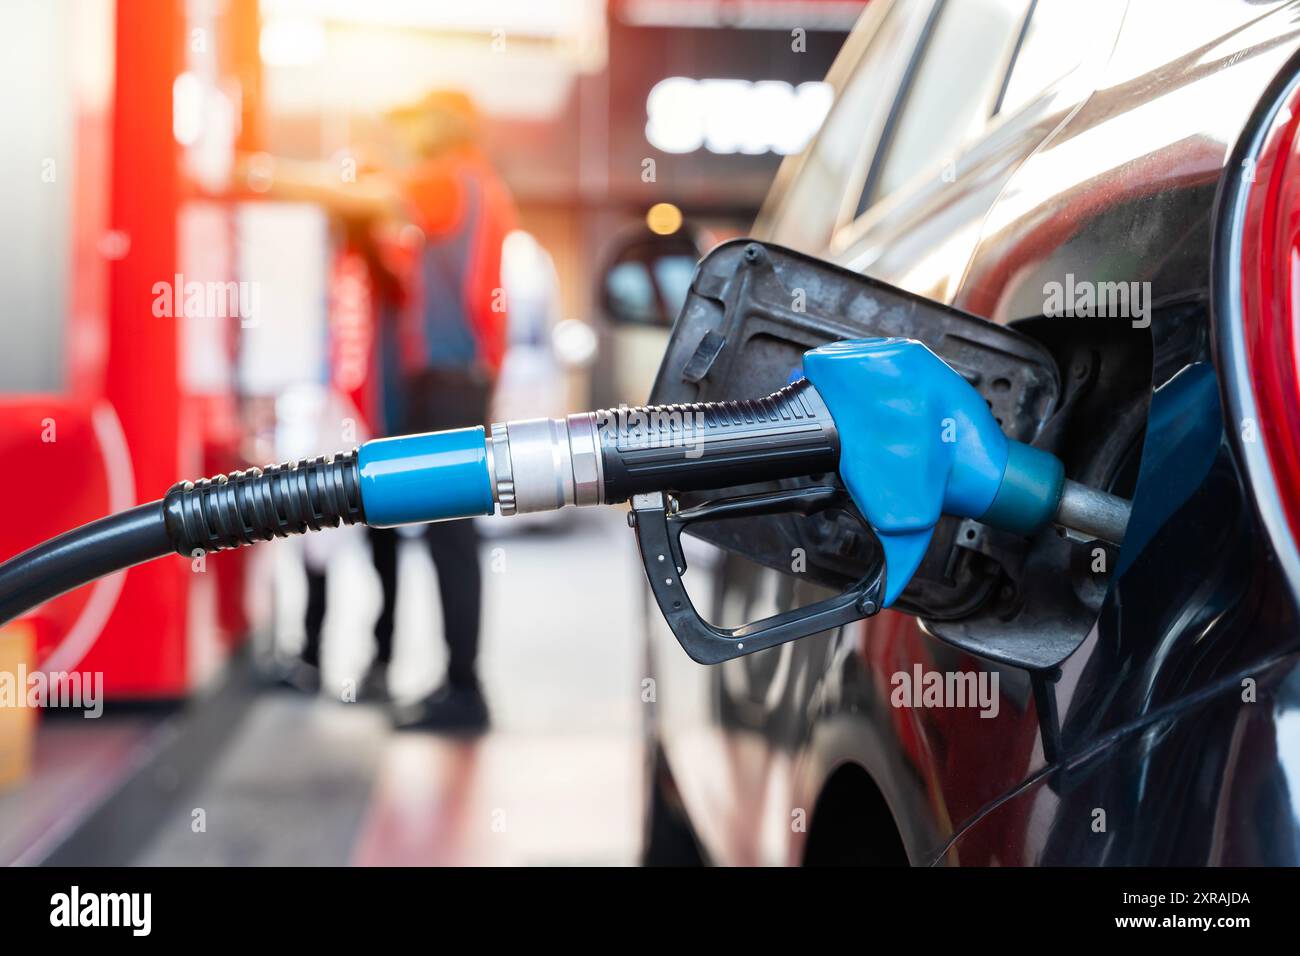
[630, 487, 885, 664]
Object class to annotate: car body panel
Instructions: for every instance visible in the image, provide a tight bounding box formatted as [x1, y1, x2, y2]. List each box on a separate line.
[945, 653, 1300, 865]
[648, 0, 1300, 865]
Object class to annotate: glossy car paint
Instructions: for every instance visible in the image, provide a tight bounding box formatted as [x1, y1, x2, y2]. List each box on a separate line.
[645, 0, 1300, 864]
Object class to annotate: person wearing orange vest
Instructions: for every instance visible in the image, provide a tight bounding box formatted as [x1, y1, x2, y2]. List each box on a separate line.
[243, 91, 515, 732]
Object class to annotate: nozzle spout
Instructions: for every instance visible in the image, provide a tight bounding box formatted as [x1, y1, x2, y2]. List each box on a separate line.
[1054, 479, 1130, 545]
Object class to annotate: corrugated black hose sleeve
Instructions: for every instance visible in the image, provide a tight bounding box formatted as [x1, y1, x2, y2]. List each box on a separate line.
[0, 451, 364, 627]
[161, 451, 364, 554]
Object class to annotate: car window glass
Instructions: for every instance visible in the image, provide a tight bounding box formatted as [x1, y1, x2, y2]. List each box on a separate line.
[764, 1, 907, 252]
[859, 0, 1028, 213]
[652, 254, 697, 320]
[606, 261, 659, 325]
[996, 0, 1120, 116]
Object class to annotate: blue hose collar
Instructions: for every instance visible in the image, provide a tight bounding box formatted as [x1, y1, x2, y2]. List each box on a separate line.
[357, 427, 495, 527]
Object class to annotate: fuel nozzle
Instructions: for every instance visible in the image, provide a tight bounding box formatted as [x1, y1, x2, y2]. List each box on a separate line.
[353, 337, 1127, 608]
[0, 337, 1130, 654]
[164, 337, 1127, 615]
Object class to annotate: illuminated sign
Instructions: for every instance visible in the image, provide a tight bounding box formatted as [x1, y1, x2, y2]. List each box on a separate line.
[645, 77, 832, 155]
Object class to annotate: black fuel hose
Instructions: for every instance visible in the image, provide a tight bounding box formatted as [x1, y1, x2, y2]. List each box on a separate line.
[0, 503, 172, 626]
[0, 452, 364, 628]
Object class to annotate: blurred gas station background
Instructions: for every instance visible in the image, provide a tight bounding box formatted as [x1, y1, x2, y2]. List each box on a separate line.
[0, 0, 864, 865]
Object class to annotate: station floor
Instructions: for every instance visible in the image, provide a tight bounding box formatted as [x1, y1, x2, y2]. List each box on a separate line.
[0, 508, 647, 866]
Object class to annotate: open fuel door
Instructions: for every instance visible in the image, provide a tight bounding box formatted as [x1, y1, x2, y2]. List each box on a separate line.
[647, 240, 1105, 669]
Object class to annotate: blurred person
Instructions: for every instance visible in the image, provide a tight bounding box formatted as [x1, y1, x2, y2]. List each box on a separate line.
[290, 209, 404, 702]
[242, 91, 516, 733]
[275, 379, 391, 700]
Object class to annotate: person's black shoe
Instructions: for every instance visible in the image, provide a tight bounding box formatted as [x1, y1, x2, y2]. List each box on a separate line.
[277, 660, 322, 695]
[391, 682, 489, 734]
[356, 661, 390, 703]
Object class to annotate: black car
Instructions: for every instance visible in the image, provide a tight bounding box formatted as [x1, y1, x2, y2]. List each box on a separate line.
[623, 0, 1300, 865]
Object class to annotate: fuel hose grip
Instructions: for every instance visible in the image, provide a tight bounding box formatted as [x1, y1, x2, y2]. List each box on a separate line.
[483, 378, 842, 514]
[162, 451, 367, 556]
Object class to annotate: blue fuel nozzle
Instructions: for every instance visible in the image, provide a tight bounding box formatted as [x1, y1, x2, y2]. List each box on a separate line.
[803, 338, 1064, 606]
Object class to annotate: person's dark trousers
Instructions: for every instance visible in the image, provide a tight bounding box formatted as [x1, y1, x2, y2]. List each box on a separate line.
[367, 526, 399, 665]
[424, 517, 481, 688]
[302, 526, 399, 670]
[302, 567, 327, 668]
[404, 367, 492, 690]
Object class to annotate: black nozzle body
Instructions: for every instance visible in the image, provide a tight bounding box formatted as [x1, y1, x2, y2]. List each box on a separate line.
[595, 378, 840, 503]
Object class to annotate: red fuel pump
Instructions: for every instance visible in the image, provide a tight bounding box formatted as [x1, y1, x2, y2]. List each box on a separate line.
[0, 0, 261, 698]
